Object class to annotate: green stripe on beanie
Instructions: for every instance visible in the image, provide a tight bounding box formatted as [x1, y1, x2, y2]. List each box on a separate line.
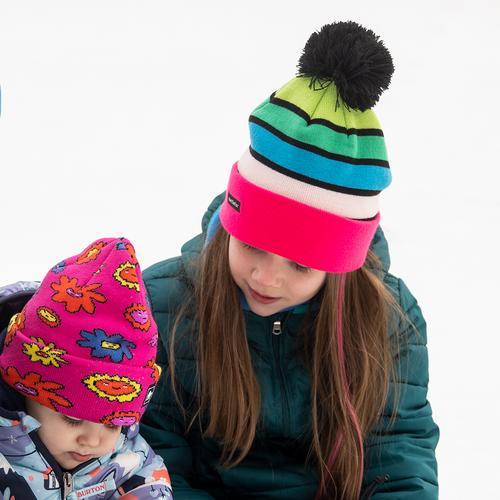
[275, 77, 384, 131]
[251, 98, 388, 162]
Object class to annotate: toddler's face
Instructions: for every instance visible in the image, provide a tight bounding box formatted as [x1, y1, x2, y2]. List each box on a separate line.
[228, 236, 327, 317]
[25, 398, 122, 470]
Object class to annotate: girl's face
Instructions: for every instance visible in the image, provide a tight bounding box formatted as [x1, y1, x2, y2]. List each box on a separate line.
[25, 398, 122, 470]
[228, 236, 327, 317]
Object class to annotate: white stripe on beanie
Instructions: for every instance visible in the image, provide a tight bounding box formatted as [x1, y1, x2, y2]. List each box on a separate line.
[237, 148, 379, 220]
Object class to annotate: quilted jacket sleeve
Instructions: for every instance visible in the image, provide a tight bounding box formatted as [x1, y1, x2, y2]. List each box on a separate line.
[113, 438, 173, 499]
[0, 453, 37, 500]
[140, 264, 215, 500]
[363, 277, 439, 499]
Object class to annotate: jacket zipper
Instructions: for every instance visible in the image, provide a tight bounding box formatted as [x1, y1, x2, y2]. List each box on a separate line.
[360, 474, 390, 500]
[63, 472, 73, 498]
[29, 430, 96, 499]
[272, 320, 282, 335]
[270, 314, 291, 436]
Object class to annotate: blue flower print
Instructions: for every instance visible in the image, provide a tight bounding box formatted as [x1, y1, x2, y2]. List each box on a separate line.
[77, 329, 136, 363]
[51, 261, 66, 274]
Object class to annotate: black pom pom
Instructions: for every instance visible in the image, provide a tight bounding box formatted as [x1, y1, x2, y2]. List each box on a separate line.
[297, 21, 394, 111]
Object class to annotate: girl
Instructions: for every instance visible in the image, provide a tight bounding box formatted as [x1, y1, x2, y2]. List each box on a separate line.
[0, 238, 173, 499]
[140, 22, 439, 499]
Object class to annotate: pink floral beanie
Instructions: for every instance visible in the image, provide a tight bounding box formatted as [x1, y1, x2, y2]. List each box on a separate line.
[0, 237, 160, 427]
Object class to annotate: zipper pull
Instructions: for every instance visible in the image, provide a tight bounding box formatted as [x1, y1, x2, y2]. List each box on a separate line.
[63, 472, 73, 498]
[272, 320, 282, 335]
[360, 474, 390, 500]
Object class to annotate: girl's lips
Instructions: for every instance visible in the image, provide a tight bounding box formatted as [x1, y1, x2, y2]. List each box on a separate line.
[70, 451, 93, 462]
[247, 285, 280, 305]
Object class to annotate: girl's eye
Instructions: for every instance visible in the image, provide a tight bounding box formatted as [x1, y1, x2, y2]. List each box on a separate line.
[105, 424, 119, 431]
[242, 243, 259, 252]
[63, 416, 83, 427]
[292, 262, 311, 273]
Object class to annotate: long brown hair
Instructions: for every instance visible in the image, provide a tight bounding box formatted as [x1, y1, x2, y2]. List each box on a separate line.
[170, 227, 400, 499]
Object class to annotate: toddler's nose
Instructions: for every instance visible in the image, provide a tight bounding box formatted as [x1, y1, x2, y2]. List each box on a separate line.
[78, 423, 102, 448]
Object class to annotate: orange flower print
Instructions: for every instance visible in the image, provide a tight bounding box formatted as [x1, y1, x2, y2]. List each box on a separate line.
[6, 311, 25, 346]
[146, 359, 161, 383]
[124, 303, 151, 331]
[83, 374, 141, 402]
[37, 306, 61, 328]
[2, 367, 72, 410]
[113, 262, 140, 292]
[76, 241, 108, 264]
[116, 241, 138, 265]
[125, 243, 138, 265]
[51, 275, 106, 314]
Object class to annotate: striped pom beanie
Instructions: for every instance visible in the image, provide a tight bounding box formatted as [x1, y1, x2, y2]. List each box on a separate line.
[0, 238, 160, 426]
[220, 21, 394, 272]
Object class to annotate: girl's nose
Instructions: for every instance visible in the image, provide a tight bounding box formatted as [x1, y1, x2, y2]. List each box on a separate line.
[252, 255, 282, 288]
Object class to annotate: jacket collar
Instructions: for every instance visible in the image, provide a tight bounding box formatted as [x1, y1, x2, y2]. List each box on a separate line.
[0, 376, 25, 413]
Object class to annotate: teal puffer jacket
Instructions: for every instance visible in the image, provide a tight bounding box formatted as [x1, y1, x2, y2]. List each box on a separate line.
[140, 193, 439, 499]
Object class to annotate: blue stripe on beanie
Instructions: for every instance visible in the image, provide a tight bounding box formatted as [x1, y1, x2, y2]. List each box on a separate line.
[249, 122, 392, 191]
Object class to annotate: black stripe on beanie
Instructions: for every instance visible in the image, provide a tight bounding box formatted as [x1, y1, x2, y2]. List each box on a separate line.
[355, 214, 378, 221]
[249, 115, 390, 168]
[269, 93, 385, 137]
[248, 147, 381, 197]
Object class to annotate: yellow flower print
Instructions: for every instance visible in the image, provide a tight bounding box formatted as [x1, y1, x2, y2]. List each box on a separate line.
[113, 261, 140, 292]
[22, 337, 68, 368]
[82, 373, 141, 402]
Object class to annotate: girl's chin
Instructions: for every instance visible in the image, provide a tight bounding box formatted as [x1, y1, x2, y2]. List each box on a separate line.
[246, 298, 283, 317]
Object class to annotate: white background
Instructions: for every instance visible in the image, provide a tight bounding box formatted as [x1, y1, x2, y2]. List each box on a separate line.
[1, 1, 499, 498]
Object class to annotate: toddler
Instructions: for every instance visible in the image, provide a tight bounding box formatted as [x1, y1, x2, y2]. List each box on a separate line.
[0, 238, 173, 499]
